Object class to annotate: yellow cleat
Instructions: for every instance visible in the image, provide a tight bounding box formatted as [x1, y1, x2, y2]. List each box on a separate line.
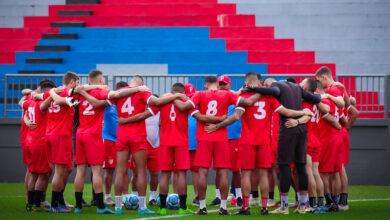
[270, 207, 289, 215]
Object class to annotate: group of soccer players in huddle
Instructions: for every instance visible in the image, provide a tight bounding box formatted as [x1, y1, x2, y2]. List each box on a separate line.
[19, 66, 359, 216]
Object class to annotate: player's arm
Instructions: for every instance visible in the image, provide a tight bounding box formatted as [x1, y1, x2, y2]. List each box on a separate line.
[245, 86, 280, 97]
[301, 87, 322, 104]
[346, 105, 359, 129]
[49, 88, 68, 105]
[172, 99, 194, 111]
[204, 109, 244, 133]
[323, 114, 341, 130]
[333, 82, 351, 107]
[24, 113, 37, 130]
[117, 109, 153, 125]
[237, 93, 261, 107]
[35, 86, 63, 101]
[284, 110, 312, 128]
[108, 86, 150, 99]
[192, 112, 227, 124]
[276, 106, 312, 118]
[21, 89, 33, 96]
[40, 97, 53, 112]
[18, 96, 26, 108]
[148, 93, 188, 107]
[322, 93, 345, 108]
[76, 87, 110, 108]
[339, 115, 348, 126]
[81, 84, 110, 92]
[316, 102, 330, 114]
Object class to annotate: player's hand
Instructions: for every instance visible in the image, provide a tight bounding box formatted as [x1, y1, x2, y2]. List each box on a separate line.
[26, 120, 37, 129]
[333, 82, 345, 89]
[304, 110, 314, 116]
[137, 85, 150, 92]
[53, 86, 64, 94]
[204, 124, 217, 133]
[321, 94, 328, 99]
[74, 85, 84, 94]
[176, 93, 189, 101]
[285, 118, 298, 128]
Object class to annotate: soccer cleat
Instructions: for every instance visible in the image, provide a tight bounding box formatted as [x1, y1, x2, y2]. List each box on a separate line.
[236, 197, 243, 207]
[159, 208, 167, 215]
[227, 193, 235, 202]
[267, 199, 275, 207]
[41, 201, 51, 209]
[195, 208, 207, 215]
[178, 208, 193, 214]
[209, 197, 221, 206]
[230, 197, 237, 206]
[138, 208, 156, 215]
[270, 207, 289, 215]
[105, 198, 115, 206]
[249, 198, 260, 207]
[271, 200, 281, 208]
[74, 208, 82, 214]
[261, 208, 269, 215]
[218, 208, 231, 215]
[192, 196, 200, 206]
[319, 205, 327, 213]
[289, 201, 299, 208]
[339, 205, 349, 211]
[312, 206, 320, 214]
[33, 206, 49, 212]
[148, 199, 158, 206]
[115, 208, 123, 215]
[97, 207, 114, 214]
[234, 207, 250, 215]
[294, 204, 308, 214]
[81, 199, 91, 207]
[49, 205, 72, 213]
[65, 201, 74, 208]
[26, 204, 33, 212]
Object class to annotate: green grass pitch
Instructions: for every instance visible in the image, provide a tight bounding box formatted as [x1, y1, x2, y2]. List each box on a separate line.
[0, 183, 389, 219]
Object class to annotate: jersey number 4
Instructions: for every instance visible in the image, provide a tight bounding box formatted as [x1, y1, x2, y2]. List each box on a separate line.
[122, 97, 135, 115]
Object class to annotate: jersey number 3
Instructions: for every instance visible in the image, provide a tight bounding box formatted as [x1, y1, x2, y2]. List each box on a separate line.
[254, 101, 266, 119]
[122, 97, 135, 115]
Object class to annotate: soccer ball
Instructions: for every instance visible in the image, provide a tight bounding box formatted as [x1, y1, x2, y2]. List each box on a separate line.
[166, 194, 180, 210]
[156, 194, 161, 207]
[124, 194, 139, 210]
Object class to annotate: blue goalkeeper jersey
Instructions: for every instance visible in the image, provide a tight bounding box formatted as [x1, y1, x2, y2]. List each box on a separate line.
[188, 115, 197, 150]
[227, 105, 241, 140]
[102, 104, 118, 142]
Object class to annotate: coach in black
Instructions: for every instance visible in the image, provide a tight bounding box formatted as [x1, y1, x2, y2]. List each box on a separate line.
[246, 78, 321, 214]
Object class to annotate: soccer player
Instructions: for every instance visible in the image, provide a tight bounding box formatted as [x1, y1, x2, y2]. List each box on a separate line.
[314, 81, 343, 211]
[172, 75, 264, 215]
[45, 72, 80, 213]
[109, 75, 188, 215]
[205, 72, 311, 215]
[73, 72, 151, 214]
[246, 77, 322, 215]
[19, 80, 56, 211]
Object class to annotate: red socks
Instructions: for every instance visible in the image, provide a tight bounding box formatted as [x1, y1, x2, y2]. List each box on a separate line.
[261, 197, 268, 208]
[243, 196, 250, 210]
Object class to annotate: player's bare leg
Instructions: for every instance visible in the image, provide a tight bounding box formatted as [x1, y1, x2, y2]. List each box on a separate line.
[259, 168, 270, 214]
[235, 169, 251, 215]
[312, 162, 324, 212]
[191, 170, 199, 205]
[172, 171, 178, 194]
[59, 167, 72, 208]
[32, 173, 49, 210]
[339, 165, 349, 210]
[250, 169, 260, 206]
[306, 155, 317, 210]
[176, 170, 189, 212]
[26, 172, 38, 211]
[24, 170, 31, 203]
[133, 149, 151, 212]
[232, 171, 242, 204]
[74, 164, 88, 211]
[114, 150, 130, 213]
[331, 172, 341, 206]
[104, 168, 115, 205]
[210, 172, 221, 206]
[196, 167, 209, 214]
[131, 173, 137, 194]
[159, 171, 171, 211]
[216, 168, 230, 214]
[91, 165, 107, 211]
[51, 164, 67, 209]
[268, 166, 276, 206]
[148, 171, 159, 205]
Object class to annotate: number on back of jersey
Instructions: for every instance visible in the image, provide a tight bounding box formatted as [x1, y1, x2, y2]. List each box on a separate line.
[122, 97, 135, 115]
[206, 100, 218, 116]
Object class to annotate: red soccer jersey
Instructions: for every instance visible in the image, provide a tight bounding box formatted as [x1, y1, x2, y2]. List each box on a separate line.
[189, 89, 240, 141]
[77, 88, 110, 135]
[23, 100, 48, 146]
[21, 94, 32, 145]
[113, 87, 153, 138]
[327, 84, 344, 99]
[318, 98, 339, 138]
[237, 93, 282, 145]
[156, 100, 189, 147]
[302, 101, 320, 147]
[46, 88, 76, 136]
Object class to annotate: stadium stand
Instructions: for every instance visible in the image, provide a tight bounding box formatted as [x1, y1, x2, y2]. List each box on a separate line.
[0, 0, 387, 118]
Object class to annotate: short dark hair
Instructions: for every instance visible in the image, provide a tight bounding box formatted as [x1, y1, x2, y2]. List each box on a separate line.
[205, 76, 217, 84]
[172, 83, 185, 93]
[245, 72, 258, 80]
[305, 78, 317, 93]
[63, 71, 79, 85]
[88, 69, 103, 83]
[315, 80, 324, 92]
[257, 73, 262, 81]
[40, 80, 56, 91]
[116, 81, 128, 90]
[287, 77, 297, 84]
[315, 66, 332, 78]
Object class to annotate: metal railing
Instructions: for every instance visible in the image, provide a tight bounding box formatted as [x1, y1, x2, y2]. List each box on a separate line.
[2, 74, 389, 118]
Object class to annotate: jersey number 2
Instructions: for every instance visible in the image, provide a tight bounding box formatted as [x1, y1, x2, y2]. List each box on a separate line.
[82, 100, 95, 115]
